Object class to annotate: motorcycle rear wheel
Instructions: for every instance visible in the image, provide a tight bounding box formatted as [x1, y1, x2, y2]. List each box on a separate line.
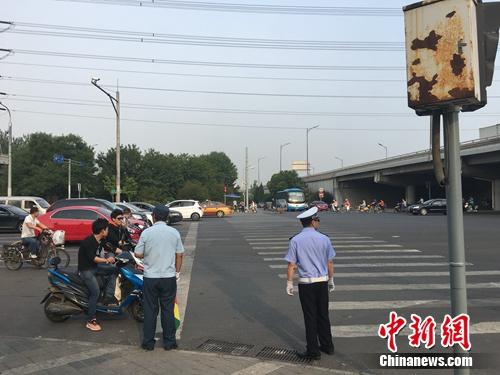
[49, 248, 70, 269]
[4, 250, 23, 271]
[44, 295, 71, 323]
[130, 299, 144, 322]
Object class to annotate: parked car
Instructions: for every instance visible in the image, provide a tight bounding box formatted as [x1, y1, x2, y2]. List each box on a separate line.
[130, 202, 155, 211]
[47, 198, 117, 213]
[410, 199, 447, 216]
[38, 206, 145, 242]
[310, 200, 329, 212]
[166, 200, 203, 221]
[0, 204, 28, 232]
[116, 202, 151, 224]
[201, 201, 233, 218]
[0, 196, 50, 214]
[129, 201, 183, 225]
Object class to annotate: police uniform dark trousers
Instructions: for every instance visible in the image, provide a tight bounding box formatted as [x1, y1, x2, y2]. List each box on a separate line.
[142, 277, 177, 349]
[298, 281, 333, 355]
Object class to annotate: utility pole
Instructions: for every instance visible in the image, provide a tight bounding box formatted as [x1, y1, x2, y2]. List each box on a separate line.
[245, 147, 249, 210]
[0, 100, 12, 197]
[306, 125, 319, 176]
[68, 159, 72, 198]
[91, 78, 121, 202]
[257, 157, 266, 184]
[280, 142, 290, 172]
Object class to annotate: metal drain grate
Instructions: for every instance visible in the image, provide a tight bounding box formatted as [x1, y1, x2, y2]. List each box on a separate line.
[256, 346, 311, 364]
[197, 339, 253, 356]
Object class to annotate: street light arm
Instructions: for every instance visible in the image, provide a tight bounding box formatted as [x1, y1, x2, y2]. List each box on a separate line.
[91, 80, 118, 115]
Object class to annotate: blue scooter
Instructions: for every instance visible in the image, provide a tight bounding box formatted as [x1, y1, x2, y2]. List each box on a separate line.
[41, 252, 144, 323]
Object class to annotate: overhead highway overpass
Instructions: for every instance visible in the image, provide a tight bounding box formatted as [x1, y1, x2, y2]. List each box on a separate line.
[303, 135, 500, 210]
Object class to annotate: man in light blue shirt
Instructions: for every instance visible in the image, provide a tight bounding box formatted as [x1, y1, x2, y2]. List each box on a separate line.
[135, 205, 184, 351]
[284, 206, 336, 360]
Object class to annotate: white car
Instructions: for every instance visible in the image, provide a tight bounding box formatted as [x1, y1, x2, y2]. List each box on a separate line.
[166, 200, 203, 221]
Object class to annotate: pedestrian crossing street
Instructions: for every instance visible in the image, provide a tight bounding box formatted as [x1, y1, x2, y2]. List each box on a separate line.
[231, 214, 500, 339]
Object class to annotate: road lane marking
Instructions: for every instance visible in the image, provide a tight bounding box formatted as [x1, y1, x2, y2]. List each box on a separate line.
[1, 347, 122, 375]
[270, 262, 467, 269]
[258, 249, 422, 255]
[263, 255, 443, 261]
[230, 362, 283, 375]
[278, 271, 500, 278]
[327, 282, 500, 291]
[244, 236, 372, 240]
[172, 222, 198, 339]
[329, 298, 500, 310]
[332, 322, 500, 338]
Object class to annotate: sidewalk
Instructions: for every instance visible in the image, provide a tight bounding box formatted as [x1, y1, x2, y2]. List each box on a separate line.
[0, 336, 359, 375]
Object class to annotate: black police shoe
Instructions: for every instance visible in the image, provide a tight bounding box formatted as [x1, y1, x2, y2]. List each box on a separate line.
[320, 345, 335, 355]
[297, 351, 321, 360]
[164, 343, 178, 351]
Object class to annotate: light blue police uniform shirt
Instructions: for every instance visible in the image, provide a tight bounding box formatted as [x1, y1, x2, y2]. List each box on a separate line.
[134, 221, 184, 278]
[284, 227, 336, 278]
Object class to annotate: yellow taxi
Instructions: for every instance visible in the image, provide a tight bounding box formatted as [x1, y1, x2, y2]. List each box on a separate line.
[201, 201, 233, 218]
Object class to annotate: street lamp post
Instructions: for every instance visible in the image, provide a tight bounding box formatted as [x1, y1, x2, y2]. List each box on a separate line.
[378, 143, 388, 159]
[306, 125, 319, 176]
[91, 78, 121, 202]
[279, 142, 291, 172]
[0, 100, 12, 197]
[257, 157, 266, 184]
[334, 156, 344, 168]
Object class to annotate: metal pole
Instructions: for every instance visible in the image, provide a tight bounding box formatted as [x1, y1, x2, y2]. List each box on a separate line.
[115, 90, 121, 203]
[0, 102, 13, 196]
[245, 147, 249, 210]
[306, 129, 309, 176]
[443, 108, 469, 375]
[280, 145, 282, 172]
[68, 159, 72, 199]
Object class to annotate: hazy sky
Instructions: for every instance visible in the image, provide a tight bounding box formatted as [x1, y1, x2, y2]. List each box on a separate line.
[1, 0, 499, 186]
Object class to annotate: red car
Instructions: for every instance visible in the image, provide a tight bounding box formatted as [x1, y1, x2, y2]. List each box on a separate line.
[310, 201, 329, 212]
[38, 206, 145, 242]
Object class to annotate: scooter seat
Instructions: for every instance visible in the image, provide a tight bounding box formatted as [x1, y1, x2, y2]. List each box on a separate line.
[64, 273, 88, 288]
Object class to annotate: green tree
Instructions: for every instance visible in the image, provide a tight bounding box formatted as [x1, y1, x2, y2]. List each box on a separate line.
[266, 170, 305, 198]
[177, 180, 209, 201]
[0, 133, 96, 201]
[250, 182, 265, 203]
[122, 176, 138, 201]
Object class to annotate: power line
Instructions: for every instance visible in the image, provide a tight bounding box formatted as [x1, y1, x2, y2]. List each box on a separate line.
[0, 62, 407, 82]
[13, 109, 468, 132]
[10, 49, 406, 71]
[5, 21, 404, 51]
[0, 75, 407, 98]
[56, 0, 402, 16]
[6, 95, 500, 118]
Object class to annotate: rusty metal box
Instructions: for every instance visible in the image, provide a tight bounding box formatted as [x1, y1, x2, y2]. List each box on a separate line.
[404, 0, 481, 112]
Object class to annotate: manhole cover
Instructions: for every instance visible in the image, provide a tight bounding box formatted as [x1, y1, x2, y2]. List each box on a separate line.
[256, 346, 311, 364]
[197, 339, 253, 356]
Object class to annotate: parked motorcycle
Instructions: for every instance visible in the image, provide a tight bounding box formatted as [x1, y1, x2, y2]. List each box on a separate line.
[41, 251, 144, 323]
[2, 229, 69, 271]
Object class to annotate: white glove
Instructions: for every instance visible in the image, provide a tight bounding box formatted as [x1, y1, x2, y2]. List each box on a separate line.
[329, 278, 335, 292]
[176, 272, 181, 282]
[286, 280, 294, 296]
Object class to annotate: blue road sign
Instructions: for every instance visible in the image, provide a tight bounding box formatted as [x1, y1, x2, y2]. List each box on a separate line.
[53, 154, 65, 164]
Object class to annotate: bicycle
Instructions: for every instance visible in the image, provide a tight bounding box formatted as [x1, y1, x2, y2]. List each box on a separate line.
[2, 229, 70, 271]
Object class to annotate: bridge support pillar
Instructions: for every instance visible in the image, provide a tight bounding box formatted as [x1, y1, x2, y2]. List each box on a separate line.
[405, 185, 416, 204]
[493, 180, 500, 211]
[332, 178, 343, 203]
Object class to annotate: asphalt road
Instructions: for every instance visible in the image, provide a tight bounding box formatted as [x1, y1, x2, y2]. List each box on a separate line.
[1, 212, 499, 374]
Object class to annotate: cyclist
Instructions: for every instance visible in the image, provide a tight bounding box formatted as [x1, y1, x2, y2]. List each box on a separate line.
[21, 206, 50, 258]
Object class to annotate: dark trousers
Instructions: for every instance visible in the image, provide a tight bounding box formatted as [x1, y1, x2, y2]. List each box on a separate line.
[142, 277, 177, 349]
[79, 269, 99, 321]
[298, 282, 334, 355]
[22, 237, 39, 255]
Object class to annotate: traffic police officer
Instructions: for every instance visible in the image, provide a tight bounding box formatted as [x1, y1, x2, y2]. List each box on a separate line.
[284, 206, 336, 360]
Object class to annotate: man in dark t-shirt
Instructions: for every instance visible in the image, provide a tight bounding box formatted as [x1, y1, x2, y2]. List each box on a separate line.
[78, 218, 116, 332]
[106, 209, 126, 256]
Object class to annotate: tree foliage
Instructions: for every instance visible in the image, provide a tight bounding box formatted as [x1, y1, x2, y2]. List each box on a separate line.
[266, 170, 305, 198]
[0, 132, 238, 204]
